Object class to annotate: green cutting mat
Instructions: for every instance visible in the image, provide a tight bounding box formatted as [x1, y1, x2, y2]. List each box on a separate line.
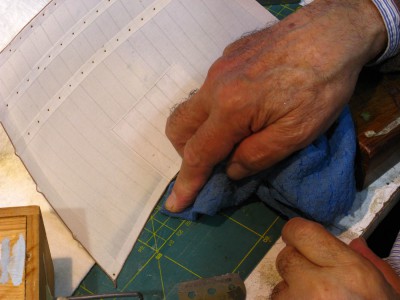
[73, 4, 299, 299]
[73, 199, 285, 299]
[262, 3, 301, 20]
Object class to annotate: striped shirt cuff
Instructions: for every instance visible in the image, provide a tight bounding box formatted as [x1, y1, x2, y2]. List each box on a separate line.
[385, 230, 400, 276]
[371, 0, 400, 64]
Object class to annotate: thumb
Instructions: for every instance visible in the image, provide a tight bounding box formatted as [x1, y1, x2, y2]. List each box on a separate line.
[350, 237, 400, 294]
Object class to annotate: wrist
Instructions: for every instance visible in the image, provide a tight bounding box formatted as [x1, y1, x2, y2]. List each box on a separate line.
[369, 0, 400, 63]
[308, 0, 388, 66]
[361, 0, 391, 62]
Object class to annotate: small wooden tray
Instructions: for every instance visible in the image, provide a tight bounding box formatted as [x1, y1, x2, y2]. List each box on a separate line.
[0, 206, 54, 299]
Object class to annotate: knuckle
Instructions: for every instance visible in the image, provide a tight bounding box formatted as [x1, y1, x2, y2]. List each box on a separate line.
[207, 58, 246, 88]
[207, 57, 230, 81]
[165, 102, 189, 139]
[165, 116, 174, 140]
[280, 121, 314, 149]
[348, 258, 377, 283]
[275, 248, 292, 275]
[165, 118, 179, 145]
[270, 281, 287, 299]
[222, 36, 249, 56]
[275, 246, 302, 277]
[205, 61, 255, 117]
[183, 144, 203, 169]
[165, 114, 187, 155]
[222, 43, 236, 56]
[309, 281, 337, 298]
[236, 145, 269, 172]
[283, 218, 321, 241]
[349, 263, 366, 281]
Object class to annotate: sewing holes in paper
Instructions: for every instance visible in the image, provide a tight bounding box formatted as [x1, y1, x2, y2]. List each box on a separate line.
[96, 10, 99, 13]
[47, 108, 50, 112]
[141, 18, 144, 21]
[37, 120, 40, 124]
[58, 96, 61, 99]
[103, 49, 106, 53]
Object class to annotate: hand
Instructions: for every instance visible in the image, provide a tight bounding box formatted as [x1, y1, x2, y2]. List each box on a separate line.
[165, 0, 386, 212]
[271, 218, 400, 299]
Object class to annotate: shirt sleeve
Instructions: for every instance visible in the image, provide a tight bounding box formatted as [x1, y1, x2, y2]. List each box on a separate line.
[385, 230, 400, 277]
[370, 0, 400, 64]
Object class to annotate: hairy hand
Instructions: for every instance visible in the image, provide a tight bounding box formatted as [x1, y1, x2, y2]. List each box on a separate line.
[271, 218, 400, 299]
[165, 0, 386, 212]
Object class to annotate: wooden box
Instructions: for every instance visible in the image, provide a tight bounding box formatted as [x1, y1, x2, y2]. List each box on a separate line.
[0, 206, 54, 299]
[350, 69, 400, 189]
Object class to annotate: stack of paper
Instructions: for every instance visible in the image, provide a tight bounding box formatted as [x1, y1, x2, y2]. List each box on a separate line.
[0, 0, 276, 280]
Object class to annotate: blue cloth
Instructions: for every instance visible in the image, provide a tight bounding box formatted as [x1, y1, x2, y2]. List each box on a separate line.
[161, 107, 356, 225]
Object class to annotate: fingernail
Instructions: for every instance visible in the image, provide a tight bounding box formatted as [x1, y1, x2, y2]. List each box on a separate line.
[165, 190, 176, 212]
[227, 162, 250, 180]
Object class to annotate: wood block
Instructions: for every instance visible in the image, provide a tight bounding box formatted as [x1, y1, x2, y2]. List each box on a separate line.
[0, 206, 54, 299]
[350, 69, 400, 189]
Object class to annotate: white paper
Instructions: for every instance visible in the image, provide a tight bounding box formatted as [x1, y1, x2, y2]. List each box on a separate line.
[0, 1, 95, 296]
[0, 0, 276, 279]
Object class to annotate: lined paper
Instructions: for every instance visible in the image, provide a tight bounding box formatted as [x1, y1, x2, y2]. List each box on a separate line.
[0, 0, 276, 278]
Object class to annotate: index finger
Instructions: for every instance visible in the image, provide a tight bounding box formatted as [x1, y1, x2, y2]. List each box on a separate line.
[164, 112, 244, 212]
[166, 89, 209, 157]
[282, 218, 357, 267]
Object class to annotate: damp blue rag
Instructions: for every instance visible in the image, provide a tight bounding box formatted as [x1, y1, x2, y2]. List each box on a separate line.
[161, 107, 356, 224]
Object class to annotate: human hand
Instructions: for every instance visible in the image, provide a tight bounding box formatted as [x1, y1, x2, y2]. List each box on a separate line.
[165, 0, 386, 212]
[350, 236, 400, 296]
[271, 218, 400, 299]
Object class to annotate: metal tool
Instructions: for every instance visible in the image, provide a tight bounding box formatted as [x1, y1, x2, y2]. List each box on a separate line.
[178, 273, 246, 300]
[258, 0, 299, 4]
[57, 291, 143, 300]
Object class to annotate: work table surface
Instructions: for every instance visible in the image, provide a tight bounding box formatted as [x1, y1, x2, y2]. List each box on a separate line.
[1, 1, 400, 298]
